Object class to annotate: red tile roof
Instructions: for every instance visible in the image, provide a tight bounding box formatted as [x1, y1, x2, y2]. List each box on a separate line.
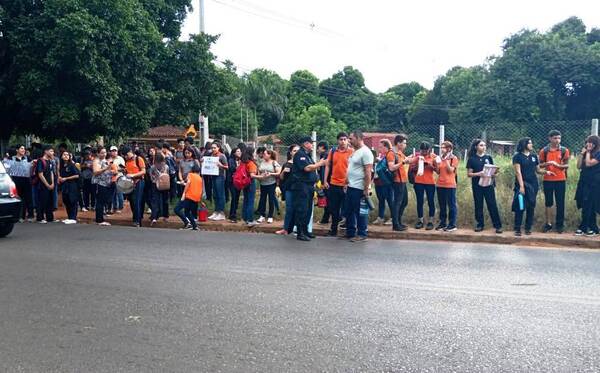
[146, 125, 186, 138]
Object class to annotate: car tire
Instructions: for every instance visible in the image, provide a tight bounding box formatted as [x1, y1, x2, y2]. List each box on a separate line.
[0, 223, 14, 238]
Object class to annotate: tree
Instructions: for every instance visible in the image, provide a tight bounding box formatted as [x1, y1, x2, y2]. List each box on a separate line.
[151, 34, 230, 127]
[242, 69, 288, 135]
[377, 82, 425, 131]
[287, 70, 327, 118]
[139, 0, 192, 39]
[320, 66, 377, 130]
[278, 104, 346, 144]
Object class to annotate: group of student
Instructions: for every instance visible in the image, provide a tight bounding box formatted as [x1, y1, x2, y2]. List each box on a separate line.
[4, 129, 600, 239]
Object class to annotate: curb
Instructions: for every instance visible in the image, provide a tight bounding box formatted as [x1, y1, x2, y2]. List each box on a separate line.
[65, 214, 600, 251]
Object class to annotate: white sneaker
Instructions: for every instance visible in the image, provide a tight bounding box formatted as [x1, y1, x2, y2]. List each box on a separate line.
[208, 213, 216, 220]
[38, 220, 48, 224]
[213, 213, 225, 221]
[267, 217, 273, 224]
[372, 217, 384, 225]
[98, 222, 111, 226]
[82, 208, 89, 212]
[257, 216, 266, 223]
[384, 219, 393, 226]
[64, 219, 77, 225]
[146, 208, 152, 214]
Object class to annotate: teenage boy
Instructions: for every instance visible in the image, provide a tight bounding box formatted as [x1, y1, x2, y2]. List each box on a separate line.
[539, 130, 570, 234]
[435, 141, 459, 232]
[387, 134, 412, 231]
[36, 145, 56, 223]
[323, 132, 353, 236]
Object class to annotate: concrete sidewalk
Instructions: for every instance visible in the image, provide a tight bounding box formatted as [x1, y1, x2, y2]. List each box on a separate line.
[51, 204, 600, 250]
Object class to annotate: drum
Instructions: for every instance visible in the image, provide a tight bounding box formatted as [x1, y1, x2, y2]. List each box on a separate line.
[116, 175, 135, 194]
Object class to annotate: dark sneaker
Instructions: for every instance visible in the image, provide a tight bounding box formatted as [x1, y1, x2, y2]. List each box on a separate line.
[515, 230, 522, 237]
[585, 231, 598, 237]
[326, 230, 338, 237]
[415, 221, 424, 229]
[435, 223, 446, 231]
[525, 230, 532, 236]
[495, 228, 503, 234]
[574, 229, 584, 236]
[426, 222, 434, 231]
[306, 233, 316, 239]
[297, 234, 311, 242]
[474, 226, 484, 232]
[444, 225, 457, 232]
[542, 224, 552, 233]
[393, 224, 408, 232]
[350, 236, 368, 243]
[556, 227, 564, 234]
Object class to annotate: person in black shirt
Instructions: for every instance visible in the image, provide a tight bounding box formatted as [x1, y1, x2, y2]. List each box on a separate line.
[512, 137, 554, 236]
[316, 141, 330, 225]
[289, 136, 327, 241]
[58, 151, 80, 224]
[36, 145, 56, 223]
[466, 139, 502, 233]
[574, 135, 600, 236]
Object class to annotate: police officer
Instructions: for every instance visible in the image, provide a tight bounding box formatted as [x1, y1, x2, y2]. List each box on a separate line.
[291, 136, 327, 241]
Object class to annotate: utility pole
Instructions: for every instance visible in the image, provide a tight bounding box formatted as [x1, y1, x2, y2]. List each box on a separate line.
[199, 0, 205, 33]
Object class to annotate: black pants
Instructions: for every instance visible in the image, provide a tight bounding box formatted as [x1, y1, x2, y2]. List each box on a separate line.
[82, 179, 95, 209]
[229, 186, 241, 220]
[13, 177, 34, 219]
[319, 188, 331, 224]
[579, 188, 599, 233]
[414, 183, 435, 219]
[63, 192, 78, 220]
[257, 184, 277, 218]
[150, 186, 170, 220]
[473, 184, 502, 229]
[543, 180, 566, 229]
[95, 185, 111, 223]
[175, 199, 198, 229]
[328, 185, 346, 234]
[290, 184, 314, 235]
[36, 186, 54, 222]
[392, 182, 408, 227]
[514, 205, 535, 232]
[203, 175, 213, 202]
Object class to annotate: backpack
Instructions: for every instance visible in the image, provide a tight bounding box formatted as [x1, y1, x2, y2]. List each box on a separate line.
[233, 162, 252, 191]
[375, 151, 395, 185]
[156, 168, 171, 191]
[30, 159, 47, 186]
[166, 156, 177, 177]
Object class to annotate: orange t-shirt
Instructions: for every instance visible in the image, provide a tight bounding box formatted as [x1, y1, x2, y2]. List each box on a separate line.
[125, 157, 146, 177]
[539, 147, 570, 181]
[245, 161, 258, 174]
[328, 148, 353, 186]
[414, 153, 436, 185]
[386, 150, 408, 183]
[436, 156, 459, 188]
[185, 173, 203, 202]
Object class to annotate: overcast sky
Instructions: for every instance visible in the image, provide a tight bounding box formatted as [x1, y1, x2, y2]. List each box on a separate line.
[181, 0, 600, 93]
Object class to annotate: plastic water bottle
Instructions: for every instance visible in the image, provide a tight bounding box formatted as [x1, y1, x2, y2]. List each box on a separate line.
[360, 198, 369, 217]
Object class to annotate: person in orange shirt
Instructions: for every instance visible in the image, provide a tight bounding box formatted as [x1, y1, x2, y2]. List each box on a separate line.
[174, 164, 203, 231]
[411, 142, 437, 230]
[435, 141, 459, 232]
[323, 132, 354, 236]
[373, 139, 396, 226]
[388, 134, 413, 231]
[539, 130, 570, 234]
[123, 146, 146, 227]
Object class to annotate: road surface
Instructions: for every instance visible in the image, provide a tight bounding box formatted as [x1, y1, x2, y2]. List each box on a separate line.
[1, 224, 599, 372]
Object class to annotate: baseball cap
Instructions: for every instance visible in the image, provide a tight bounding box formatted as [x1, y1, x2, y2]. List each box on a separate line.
[110, 146, 118, 151]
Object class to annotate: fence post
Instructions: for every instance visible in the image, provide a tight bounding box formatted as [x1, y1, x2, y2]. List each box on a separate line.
[439, 125, 445, 152]
[592, 119, 599, 136]
[311, 131, 317, 160]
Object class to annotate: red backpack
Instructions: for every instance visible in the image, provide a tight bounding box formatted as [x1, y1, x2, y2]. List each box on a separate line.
[233, 162, 252, 191]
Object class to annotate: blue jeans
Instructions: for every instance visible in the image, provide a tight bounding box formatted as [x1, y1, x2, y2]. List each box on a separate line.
[375, 183, 395, 220]
[284, 190, 294, 231]
[242, 180, 256, 223]
[175, 199, 198, 229]
[437, 187, 457, 226]
[345, 187, 368, 238]
[131, 180, 145, 224]
[213, 175, 225, 212]
[113, 189, 124, 211]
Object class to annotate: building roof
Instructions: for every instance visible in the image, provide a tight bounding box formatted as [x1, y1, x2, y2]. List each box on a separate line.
[145, 125, 186, 138]
[490, 140, 516, 146]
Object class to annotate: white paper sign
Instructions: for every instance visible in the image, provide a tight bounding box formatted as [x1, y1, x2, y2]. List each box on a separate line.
[478, 164, 498, 187]
[201, 156, 220, 176]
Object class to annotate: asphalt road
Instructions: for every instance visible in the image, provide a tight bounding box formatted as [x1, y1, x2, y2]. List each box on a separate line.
[1, 224, 599, 372]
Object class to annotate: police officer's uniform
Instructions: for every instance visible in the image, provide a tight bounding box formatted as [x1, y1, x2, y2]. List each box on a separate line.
[290, 144, 318, 239]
